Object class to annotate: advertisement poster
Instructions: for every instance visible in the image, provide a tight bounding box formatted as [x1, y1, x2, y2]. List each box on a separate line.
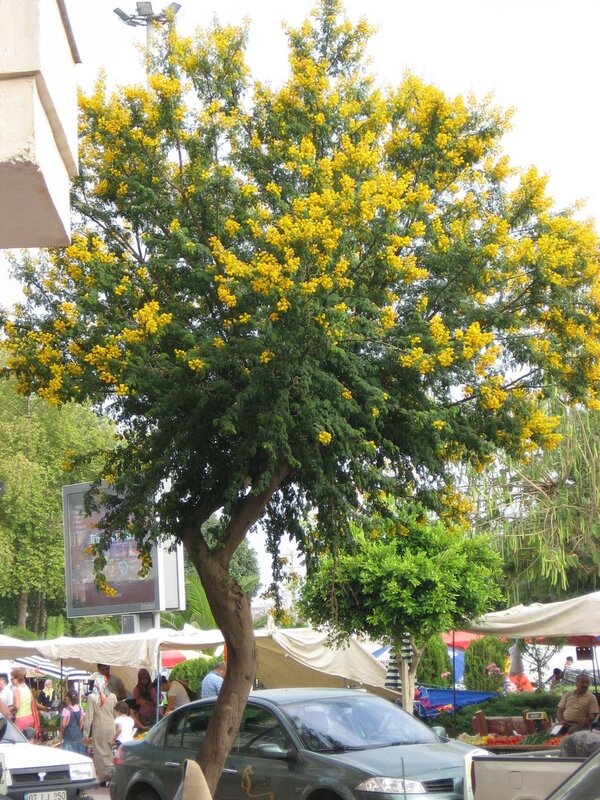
[63, 483, 160, 618]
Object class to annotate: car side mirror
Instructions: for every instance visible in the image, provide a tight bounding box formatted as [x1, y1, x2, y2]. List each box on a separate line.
[256, 743, 295, 761]
[0, 716, 7, 741]
[431, 725, 446, 738]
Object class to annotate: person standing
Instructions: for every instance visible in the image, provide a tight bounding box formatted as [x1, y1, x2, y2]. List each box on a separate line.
[132, 669, 159, 728]
[111, 702, 136, 746]
[557, 673, 599, 733]
[163, 677, 190, 714]
[0, 675, 13, 718]
[97, 663, 127, 701]
[11, 668, 38, 735]
[83, 674, 117, 786]
[37, 679, 56, 723]
[60, 689, 86, 754]
[200, 662, 226, 699]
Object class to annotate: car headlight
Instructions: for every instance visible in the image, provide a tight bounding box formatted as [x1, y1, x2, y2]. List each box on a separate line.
[356, 777, 426, 793]
[69, 763, 96, 781]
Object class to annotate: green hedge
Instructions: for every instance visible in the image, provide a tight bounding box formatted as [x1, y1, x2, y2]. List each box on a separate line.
[464, 636, 507, 692]
[424, 691, 562, 737]
[417, 635, 452, 686]
[169, 655, 219, 694]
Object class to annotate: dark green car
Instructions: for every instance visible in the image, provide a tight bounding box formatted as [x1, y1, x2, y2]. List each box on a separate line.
[110, 687, 479, 800]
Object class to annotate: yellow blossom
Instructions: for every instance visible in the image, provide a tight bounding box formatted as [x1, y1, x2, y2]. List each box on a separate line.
[259, 350, 274, 364]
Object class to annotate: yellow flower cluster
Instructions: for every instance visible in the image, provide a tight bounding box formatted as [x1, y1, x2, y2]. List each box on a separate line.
[259, 350, 274, 364]
[133, 301, 172, 335]
[479, 377, 508, 411]
[318, 431, 333, 445]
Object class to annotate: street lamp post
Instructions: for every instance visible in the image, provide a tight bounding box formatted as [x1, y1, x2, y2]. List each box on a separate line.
[113, 2, 181, 50]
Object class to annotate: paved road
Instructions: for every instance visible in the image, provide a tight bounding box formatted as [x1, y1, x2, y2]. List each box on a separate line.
[86, 785, 110, 800]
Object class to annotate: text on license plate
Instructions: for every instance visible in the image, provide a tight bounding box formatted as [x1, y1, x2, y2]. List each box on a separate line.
[26, 791, 67, 800]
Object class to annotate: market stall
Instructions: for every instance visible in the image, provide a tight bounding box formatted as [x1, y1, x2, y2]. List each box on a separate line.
[466, 591, 600, 752]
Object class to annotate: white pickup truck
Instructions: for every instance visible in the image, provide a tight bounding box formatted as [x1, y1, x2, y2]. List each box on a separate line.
[0, 715, 97, 800]
[464, 750, 586, 800]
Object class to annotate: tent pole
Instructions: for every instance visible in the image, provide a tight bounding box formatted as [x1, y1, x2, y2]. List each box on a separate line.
[156, 648, 162, 723]
[452, 631, 456, 717]
[590, 636, 599, 690]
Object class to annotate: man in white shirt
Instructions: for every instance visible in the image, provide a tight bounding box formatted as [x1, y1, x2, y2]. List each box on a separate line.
[164, 678, 190, 714]
[0, 675, 13, 714]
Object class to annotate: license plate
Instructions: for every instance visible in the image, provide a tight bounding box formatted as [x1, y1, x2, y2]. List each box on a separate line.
[26, 791, 67, 800]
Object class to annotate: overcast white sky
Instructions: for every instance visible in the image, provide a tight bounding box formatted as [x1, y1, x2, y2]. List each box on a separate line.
[4, 0, 600, 586]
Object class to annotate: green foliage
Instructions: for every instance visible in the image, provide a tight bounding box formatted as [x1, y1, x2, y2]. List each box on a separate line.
[0, 366, 115, 629]
[417, 634, 452, 686]
[2, 626, 37, 640]
[71, 616, 122, 636]
[45, 616, 66, 638]
[464, 636, 507, 692]
[469, 401, 600, 602]
[300, 504, 502, 648]
[170, 655, 220, 691]
[3, 1, 599, 597]
[429, 691, 561, 737]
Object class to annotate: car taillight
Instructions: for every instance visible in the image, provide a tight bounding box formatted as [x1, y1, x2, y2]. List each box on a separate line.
[113, 745, 125, 766]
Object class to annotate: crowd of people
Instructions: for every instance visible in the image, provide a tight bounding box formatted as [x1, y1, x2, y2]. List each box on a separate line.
[0, 658, 228, 784]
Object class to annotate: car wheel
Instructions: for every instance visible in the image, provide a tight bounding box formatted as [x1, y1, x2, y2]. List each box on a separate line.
[308, 792, 344, 800]
[130, 788, 161, 800]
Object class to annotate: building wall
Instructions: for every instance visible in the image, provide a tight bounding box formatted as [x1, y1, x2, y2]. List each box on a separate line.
[0, 0, 79, 249]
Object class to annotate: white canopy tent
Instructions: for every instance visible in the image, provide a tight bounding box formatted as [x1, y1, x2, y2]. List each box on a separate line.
[468, 591, 600, 639]
[0, 626, 396, 700]
[0, 634, 44, 659]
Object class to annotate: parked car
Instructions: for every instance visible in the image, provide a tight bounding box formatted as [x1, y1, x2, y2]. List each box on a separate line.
[0, 713, 97, 800]
[110, 687, 484, 800]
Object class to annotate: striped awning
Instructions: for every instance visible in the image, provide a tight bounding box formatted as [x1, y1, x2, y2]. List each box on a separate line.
[14, 655, 90, 681]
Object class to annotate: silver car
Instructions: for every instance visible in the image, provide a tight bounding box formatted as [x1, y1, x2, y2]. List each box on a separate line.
[110, 687, 478, 800]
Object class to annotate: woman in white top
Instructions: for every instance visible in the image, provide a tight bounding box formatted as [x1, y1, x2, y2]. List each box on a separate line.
[83, 674, 117, 785]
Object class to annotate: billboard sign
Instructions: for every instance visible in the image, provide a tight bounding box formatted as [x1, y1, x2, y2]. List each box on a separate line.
[63, 482, 162, 618]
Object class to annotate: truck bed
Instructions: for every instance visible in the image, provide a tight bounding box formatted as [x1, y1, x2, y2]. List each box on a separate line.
[465, 750, 585, 800]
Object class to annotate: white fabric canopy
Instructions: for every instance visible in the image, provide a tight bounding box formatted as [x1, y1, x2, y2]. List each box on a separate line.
[0, 634, 44, 659]
[0, 626, 396, 699]
[255, 628, 395, 699]
[468, 591, 600, 638]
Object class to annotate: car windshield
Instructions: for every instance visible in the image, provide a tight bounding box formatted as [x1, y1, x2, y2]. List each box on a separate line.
[283, 694, 439, 752]
[0, 715, 27, 744]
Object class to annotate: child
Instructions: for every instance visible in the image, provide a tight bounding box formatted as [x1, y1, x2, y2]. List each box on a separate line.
[111, 701, 136, 746]
[60, 689, 86, 754]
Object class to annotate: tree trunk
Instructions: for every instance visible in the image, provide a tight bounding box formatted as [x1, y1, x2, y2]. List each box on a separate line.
[193, 552, 256, 793]
[16, 590, 28, 629]
[182, 463, 290, 794]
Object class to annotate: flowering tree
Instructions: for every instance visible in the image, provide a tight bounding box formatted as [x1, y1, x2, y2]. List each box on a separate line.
[2, 0, 600, 787]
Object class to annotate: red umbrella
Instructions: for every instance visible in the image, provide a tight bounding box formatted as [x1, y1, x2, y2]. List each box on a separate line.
[441, 631, 482, 650]
[161, 649, 187, 668]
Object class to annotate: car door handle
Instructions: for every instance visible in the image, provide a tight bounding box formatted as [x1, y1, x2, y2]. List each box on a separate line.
[222, 769, 238, 775]
[164, 762, 181, 768]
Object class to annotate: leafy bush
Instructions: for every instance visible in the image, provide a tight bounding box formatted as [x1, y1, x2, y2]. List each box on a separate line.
[417, 635, 452, 686]
[464, 636, 507, 691]
[169, 655, 218, 694]
[425, 690, 561, 737]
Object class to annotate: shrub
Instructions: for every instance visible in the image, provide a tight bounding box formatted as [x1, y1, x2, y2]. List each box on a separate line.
[417, 635, 452, 686]
[464, 636, 507, 691]
[169, 655, 218, 693]
[425, 691, 561, 737]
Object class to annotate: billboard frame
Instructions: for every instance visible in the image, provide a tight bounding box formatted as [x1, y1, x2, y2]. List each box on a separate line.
[63, 482, 166, 618]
